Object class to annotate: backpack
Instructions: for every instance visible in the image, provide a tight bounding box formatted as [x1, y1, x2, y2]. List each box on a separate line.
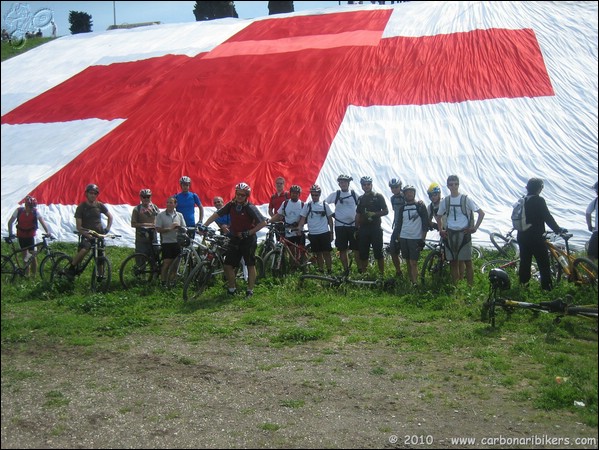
[307, 201, 331, 218]
[334, 189, 358, 205]
[443, 195, 474, 228]
[511, 195, 531, 232]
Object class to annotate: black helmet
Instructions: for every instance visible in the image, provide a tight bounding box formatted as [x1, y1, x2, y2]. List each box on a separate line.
[85, 184, 99, 194]
[360, 176, 373, 184]
[489, 268, 510, 290]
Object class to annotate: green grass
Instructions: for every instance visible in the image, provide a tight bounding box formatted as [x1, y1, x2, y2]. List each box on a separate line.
[1, 36, 56, 62]
[1, 241, 598, 426]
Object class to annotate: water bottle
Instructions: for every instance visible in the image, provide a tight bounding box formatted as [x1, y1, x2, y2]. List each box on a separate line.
[557, 254, 568, 268]
[23, 253, 32, 263]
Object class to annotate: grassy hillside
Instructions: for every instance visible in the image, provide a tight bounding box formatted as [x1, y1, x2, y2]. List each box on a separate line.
[1, 36, 55, 62]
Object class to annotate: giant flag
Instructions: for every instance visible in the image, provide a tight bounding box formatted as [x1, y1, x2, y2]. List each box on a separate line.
[1, 2, 597, 248]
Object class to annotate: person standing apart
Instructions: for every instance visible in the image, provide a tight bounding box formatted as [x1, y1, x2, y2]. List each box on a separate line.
[130, 188, 159, 258]
[7, 195, 52, 277]
[515, 178, 565, 290]
[203, 183, 267, 297]
[585, 181, 598, 262]
[435, 175, 484, 286]
[268, 176, 289, 218]
[174, 176, 203, 235]
[355, 176, 389, 278]
[155, 196, 185, 286]
[297, 184, 334, 274]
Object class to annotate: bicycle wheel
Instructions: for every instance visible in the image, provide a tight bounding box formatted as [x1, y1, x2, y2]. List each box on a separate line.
[167, 253, 194, 288]
[420, 250, 446, 287]
[120, 253, 155, 289]
[50, 254, 74, 285]
[182, 262, 213, 302]
[566, 305, 598, 319]
[489, 233, 518, 258]
[91, 256, 112, 293]
[39, 252, 67, 281]
[572, 257, 598, 292]
[471, 245, 483, 260]
[263, 249, 287, 278]
[1, 255, 16, 284]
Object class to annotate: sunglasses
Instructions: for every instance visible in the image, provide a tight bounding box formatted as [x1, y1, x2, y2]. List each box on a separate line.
[236, 192, 248, 197]
[141, 195, 151, 199]
[448, 182, 459, 186]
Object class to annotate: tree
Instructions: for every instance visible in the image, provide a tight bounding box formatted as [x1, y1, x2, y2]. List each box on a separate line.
[268, 1, 294, 15]
[69, 11, 93, 34]
[193, 1, 238, 21]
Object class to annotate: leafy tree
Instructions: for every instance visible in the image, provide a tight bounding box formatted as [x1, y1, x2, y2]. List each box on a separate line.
[268, 1, 294, 15]
[68, 11, 93, 34]
[193, 1, 238, 21]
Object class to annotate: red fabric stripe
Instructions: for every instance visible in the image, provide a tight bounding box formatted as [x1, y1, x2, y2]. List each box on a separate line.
[3, 22, 552, 207]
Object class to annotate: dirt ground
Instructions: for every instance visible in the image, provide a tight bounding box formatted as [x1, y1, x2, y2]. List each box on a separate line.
[1, 336, 597, 449]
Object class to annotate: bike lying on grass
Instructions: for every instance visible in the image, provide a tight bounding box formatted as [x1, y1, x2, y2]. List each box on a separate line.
[481, 268, 598, 328]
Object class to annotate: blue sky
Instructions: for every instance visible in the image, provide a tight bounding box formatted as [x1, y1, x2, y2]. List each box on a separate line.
[1, 1, 345, 37]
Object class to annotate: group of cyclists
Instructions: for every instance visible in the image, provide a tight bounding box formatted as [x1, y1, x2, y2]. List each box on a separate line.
[6, 175, 597, 296]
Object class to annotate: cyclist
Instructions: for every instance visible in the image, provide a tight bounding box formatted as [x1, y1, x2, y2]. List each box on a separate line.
[271, 184, 305, 249]
[130, 188, 159, 258]
[268, 176, 289, 218]
[156, 196, 186, 286]
[7, 195, 52, 277]
[516, 178, 566, 290]
[174, 176, 203, 236]
[203, 182, 267, 297]
[426, 182, 442, 230]
[585, 181, 598, 262]
[355, 176, 389, 278]
[297, 184, 334, 274]
[67, 184, 113, 280]
[435, 175, 484, 286]
[324, 174, 359, 276]
[395, 185, 429, 285]
[388, 178, 405, 278]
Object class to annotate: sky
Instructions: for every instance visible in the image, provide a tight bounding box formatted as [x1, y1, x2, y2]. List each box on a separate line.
[1, 1, 345, 37]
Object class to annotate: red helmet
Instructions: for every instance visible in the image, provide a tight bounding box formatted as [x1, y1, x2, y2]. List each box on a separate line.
[25, 195, 38, 207]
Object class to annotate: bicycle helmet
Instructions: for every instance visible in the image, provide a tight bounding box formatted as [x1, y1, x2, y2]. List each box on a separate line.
[179, 176, 191, 184]
[388, 178, 402, 188]
[360, 176, 373, 184]
[25, 195, 37, 207]
[402, 185, 416, 193]
[235, 182, 251, 195]
[139, 188, 152, 197]
[337, 174, 353, 182]
[309, 184, 322, 193]
[85, 183, 100, 194]
[289, 184, 302, 193]
[427, 182, 441, 197]
[489, 268, 510, 290]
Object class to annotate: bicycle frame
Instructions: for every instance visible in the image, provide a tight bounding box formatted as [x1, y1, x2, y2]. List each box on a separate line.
[1, 234, 63, 281]
[545, 232, 597, 290]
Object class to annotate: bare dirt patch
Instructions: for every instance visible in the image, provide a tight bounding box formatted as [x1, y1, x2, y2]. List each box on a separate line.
[2, 336, 596, 449]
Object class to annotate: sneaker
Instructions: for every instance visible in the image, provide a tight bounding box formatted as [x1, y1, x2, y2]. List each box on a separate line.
[245, 290, 254, 298]
[96, 276, 105, 283]
[227, 288, 237, 296]
[65, 265, 76, 281]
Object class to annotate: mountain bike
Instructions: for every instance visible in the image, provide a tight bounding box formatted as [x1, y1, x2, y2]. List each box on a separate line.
[166, 227, 203, 288]
[262, 227, 315, 278]
[420, 238, 450, 287]
[119, 228, 163, 289]
[51, 230, 121, 292]
[1, 233, 66, 283]
[481, 268, 597, 328]
[489, 228, 519, 258]
[298, 272, 396, 292]
[424, 238, 482, 260]
[258, 222, 280, 259]
[545, 231, 597, 292]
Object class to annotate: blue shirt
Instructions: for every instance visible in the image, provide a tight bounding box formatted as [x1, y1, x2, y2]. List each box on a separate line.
[174, 191, 202, 227]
